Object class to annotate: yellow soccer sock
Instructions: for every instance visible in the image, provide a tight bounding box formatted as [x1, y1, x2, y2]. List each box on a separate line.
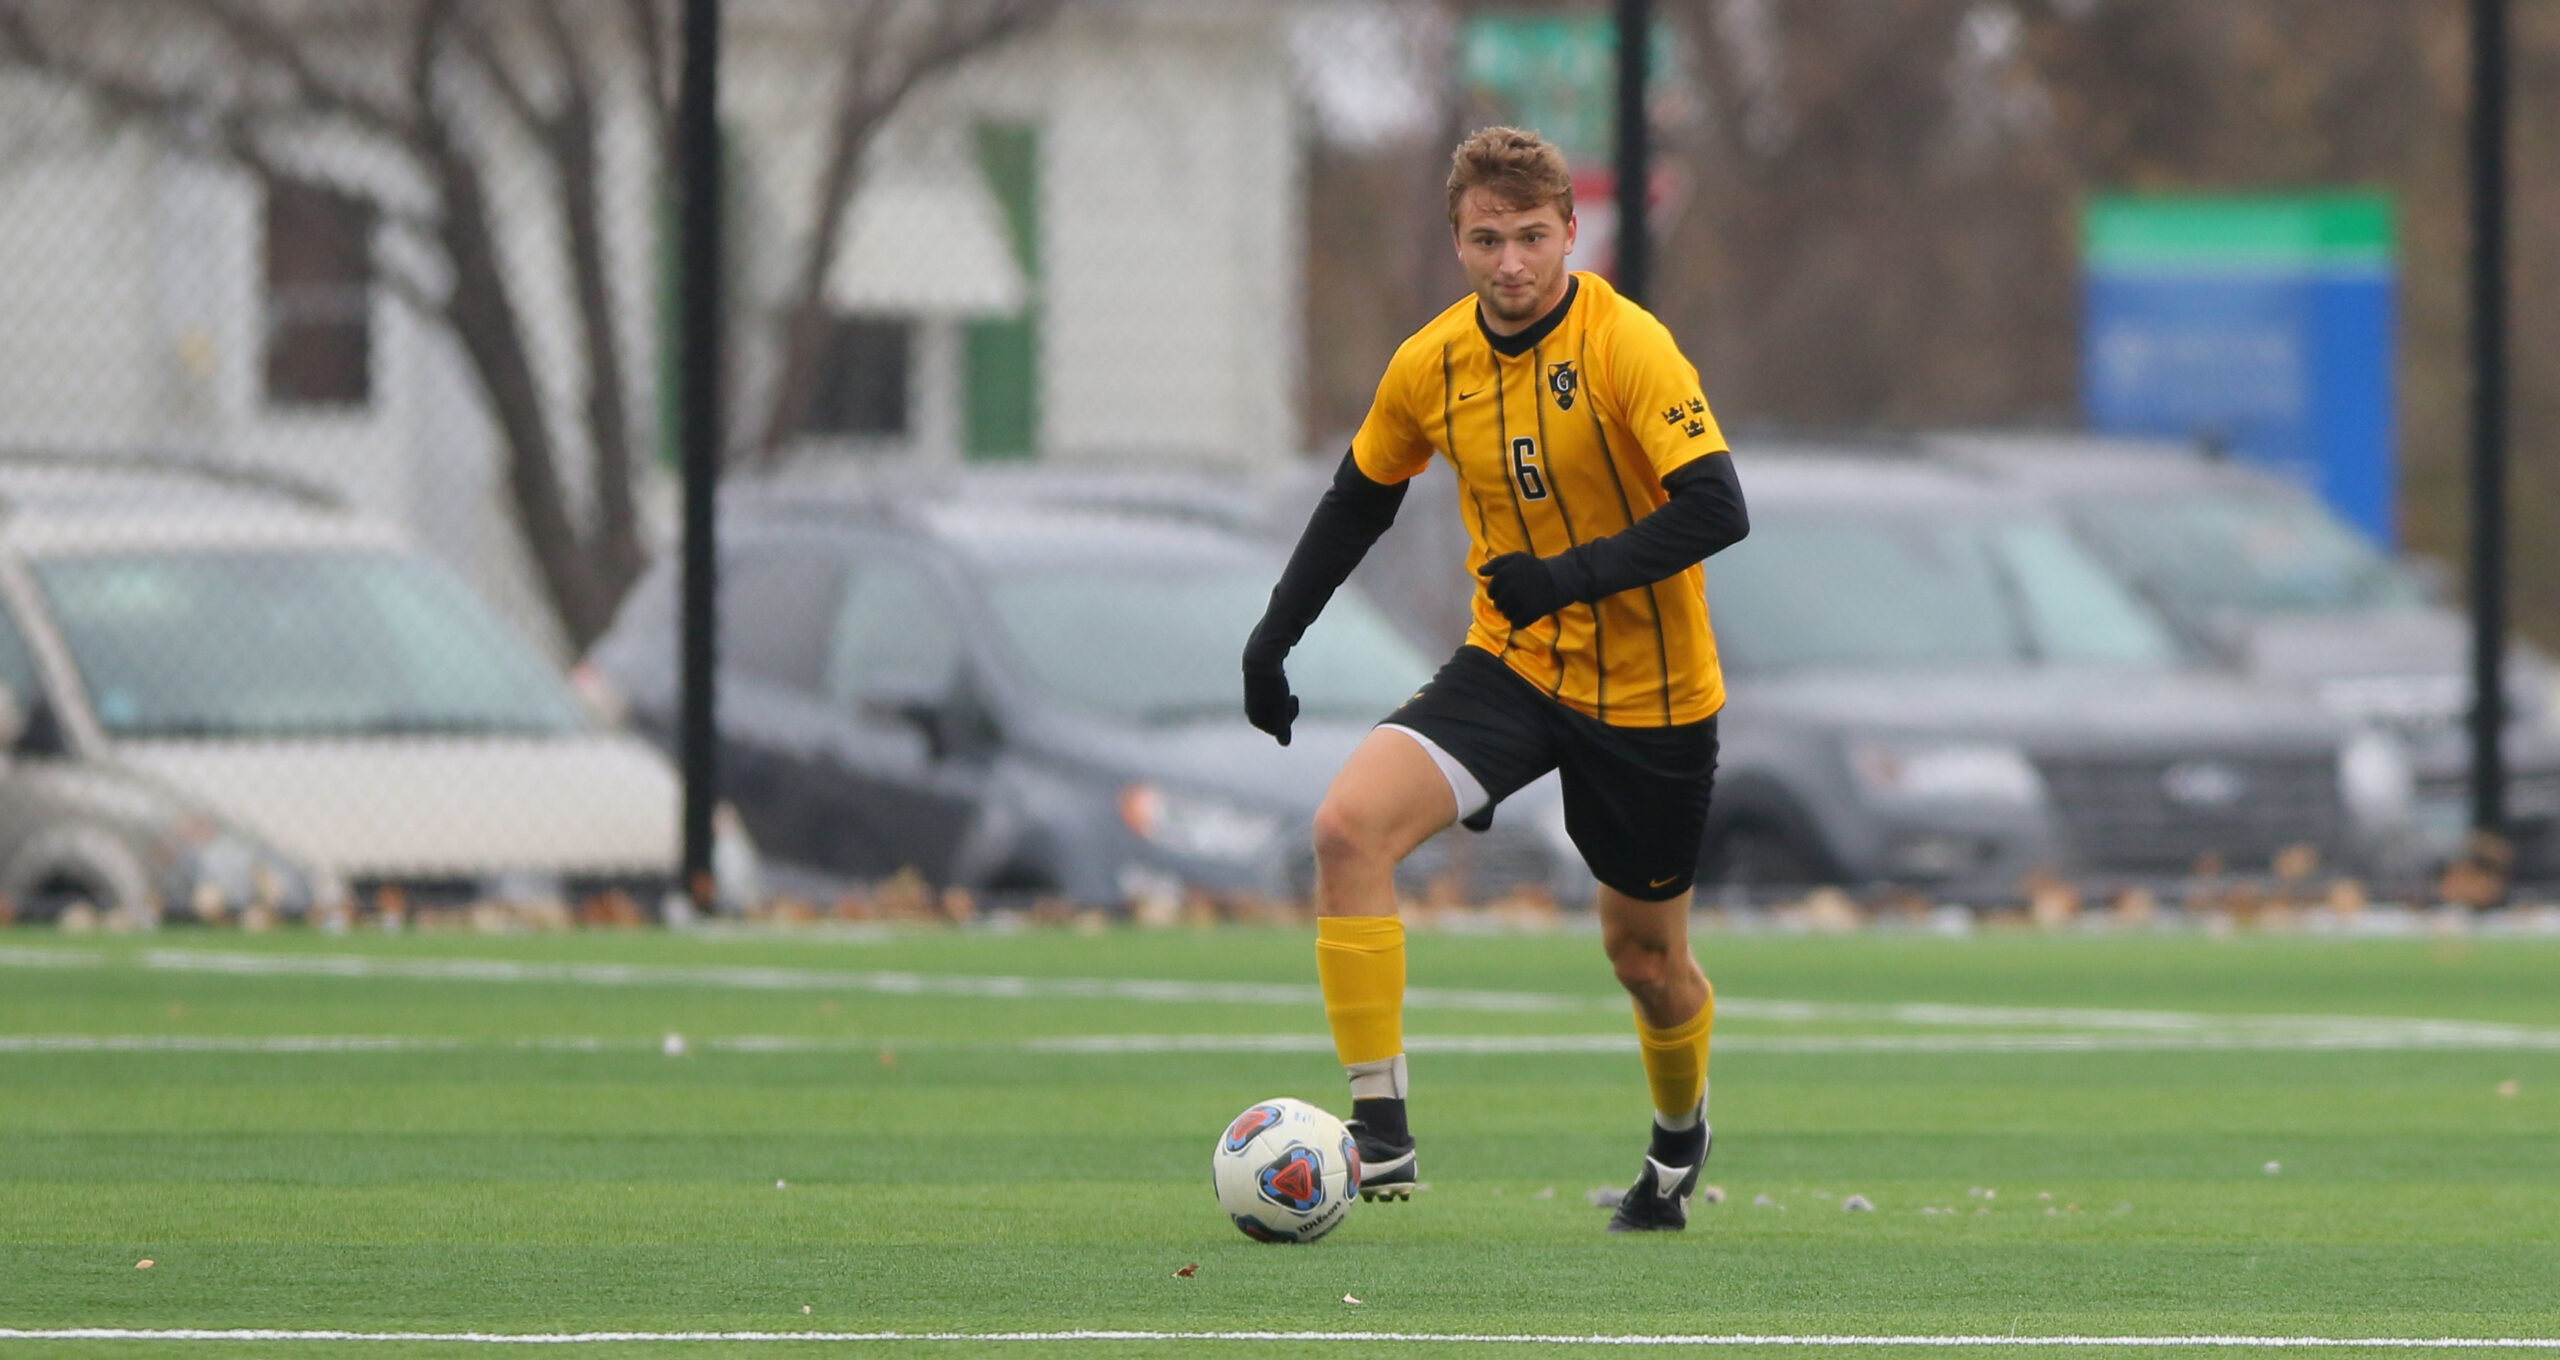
[1314, 914, 1406, 1069]
[1634, 981, 1714, 1125]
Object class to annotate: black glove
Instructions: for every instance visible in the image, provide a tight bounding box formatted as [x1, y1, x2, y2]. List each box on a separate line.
[1477, 552, 1574, 629]
[1242, 653, 1299, 746]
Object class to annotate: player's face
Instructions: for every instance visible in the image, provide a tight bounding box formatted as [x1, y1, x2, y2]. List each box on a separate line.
[1453, 190, 1576, 332]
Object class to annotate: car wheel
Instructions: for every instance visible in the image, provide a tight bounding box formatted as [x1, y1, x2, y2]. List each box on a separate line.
[1698, 818, 1830, 895]
[6, 829, 156, 926]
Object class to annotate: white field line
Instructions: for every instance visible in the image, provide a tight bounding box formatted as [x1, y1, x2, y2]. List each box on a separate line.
[0, 1035, 471, 1053]
[2, 948, 2556, 1049]
[1, 1328, 2556, 1348]
[125, 948, 1586, 1013]
[1026, 1030, 2560, 1054]
[0, 946, 103, 968]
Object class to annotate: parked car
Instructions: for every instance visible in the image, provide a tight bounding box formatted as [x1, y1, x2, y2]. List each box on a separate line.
[0, 452, 692, 921]
[586, 476, 1592, 908]
[1931, 432, 2560, 877]
[1691, 446, 2424, 897]
[1265, 442, 2417, 901]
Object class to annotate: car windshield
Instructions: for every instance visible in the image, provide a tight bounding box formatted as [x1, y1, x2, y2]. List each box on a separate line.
[2070, 490, 2422, 616]
[1708, 509, 2182, 673]
[35, 550, 585, 739]
[987, 564, 1432, 725]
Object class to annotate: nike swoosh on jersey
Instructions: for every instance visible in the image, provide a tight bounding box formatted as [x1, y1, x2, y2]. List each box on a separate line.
[1458, 388, 1482, 400]
[1649, 875, 1680, 888]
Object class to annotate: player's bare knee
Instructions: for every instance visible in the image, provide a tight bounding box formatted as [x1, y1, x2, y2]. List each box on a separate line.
[1607, 939, 1677, 1000]
[1310, 796, 1389, 873]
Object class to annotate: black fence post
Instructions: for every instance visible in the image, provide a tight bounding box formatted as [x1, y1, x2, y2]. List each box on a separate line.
[2467, 0, 2509, 840]
[1613, 0, 1651, 306]
[676, 0, 723, 915]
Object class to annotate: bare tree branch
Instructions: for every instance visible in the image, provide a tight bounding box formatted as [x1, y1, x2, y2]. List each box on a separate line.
[619, 0, 675, 163]
[375, 258, 450, 319]
[448, 1, 551, 139]
[0, 0, 1052, 647]
[198, 0, 419, 142]
[402, 0, 617, 646]
[532, 0, 645, 590]
[745, 0, 1059, 466]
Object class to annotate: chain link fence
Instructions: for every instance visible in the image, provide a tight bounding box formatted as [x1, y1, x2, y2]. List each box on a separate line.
[0, 0, 2546, 932]
[0, 0, 1430, 932]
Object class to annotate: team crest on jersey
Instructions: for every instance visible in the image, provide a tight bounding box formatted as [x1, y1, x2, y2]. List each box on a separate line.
[1547, 361, 1578, 410]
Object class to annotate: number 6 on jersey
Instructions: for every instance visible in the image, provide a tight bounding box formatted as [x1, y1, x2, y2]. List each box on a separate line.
[1510, 436, 1549, 501]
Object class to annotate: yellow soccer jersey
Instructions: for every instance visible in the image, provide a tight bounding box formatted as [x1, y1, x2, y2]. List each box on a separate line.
[1351, 271, 1727, 727]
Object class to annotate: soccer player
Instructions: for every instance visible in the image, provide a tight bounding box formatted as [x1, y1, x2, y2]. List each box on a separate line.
[1243, 126, 1748, 1233]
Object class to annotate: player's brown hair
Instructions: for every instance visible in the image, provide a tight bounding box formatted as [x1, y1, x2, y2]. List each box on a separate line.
[1445, 126, 1574, 229]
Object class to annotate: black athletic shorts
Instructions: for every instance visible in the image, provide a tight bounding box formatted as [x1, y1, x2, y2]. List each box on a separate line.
[1383, 645, 1719, 902]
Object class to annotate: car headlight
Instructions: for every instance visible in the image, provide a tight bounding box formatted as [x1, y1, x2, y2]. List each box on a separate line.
[1119, 783, 1282, 863]
[2340, 728, 2416, 826]
[2314, 674, 2465, 733]
[1850, 741, 2044, 806]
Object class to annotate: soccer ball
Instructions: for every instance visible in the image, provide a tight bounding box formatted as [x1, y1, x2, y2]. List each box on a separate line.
[1211, 1097, 1357, 1243]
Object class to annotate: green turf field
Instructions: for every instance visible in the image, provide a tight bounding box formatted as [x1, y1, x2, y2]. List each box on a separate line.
[1, 923, 2555, 1359]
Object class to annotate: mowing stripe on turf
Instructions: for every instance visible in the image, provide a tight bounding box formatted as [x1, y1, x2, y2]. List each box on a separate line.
[5, 1025, 2560, 1055]
[2, 1328, 2556, 1348]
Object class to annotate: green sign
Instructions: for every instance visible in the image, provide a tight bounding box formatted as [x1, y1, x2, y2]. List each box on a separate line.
[1459, 15, 1676, 165]
[2083, 193, 2393, 274]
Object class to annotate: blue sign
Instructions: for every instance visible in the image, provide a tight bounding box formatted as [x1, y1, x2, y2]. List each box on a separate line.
[2082, 195, 2397, 544]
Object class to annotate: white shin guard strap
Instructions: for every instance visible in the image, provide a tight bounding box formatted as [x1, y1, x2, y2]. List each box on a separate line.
[1345, 1053, 1409, 1101]
[1654, 1088, 1707, 1134]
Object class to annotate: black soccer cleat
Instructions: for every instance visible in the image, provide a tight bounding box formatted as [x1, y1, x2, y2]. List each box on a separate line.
[1345, 1119, 1418, 1203]
[1605, 1155, 1701, 1232]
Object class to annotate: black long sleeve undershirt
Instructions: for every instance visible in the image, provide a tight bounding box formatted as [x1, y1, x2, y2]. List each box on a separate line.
[1244, 450, 1407, 663]
[1545, 452, 1749, 604]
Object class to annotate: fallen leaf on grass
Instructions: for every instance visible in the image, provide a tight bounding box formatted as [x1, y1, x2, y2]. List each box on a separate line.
[1843, 1195, 1874, 1212]
[1174, 1263, 1197, 1278]
[135, 1260, 153, 1270]
[2498, 1080, 2519, 1097]
[1342, 1294, 1362, 1305]
[1698, 1185, 1725, 1205]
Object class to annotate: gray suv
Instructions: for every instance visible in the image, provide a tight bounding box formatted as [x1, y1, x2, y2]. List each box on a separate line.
[1932, 432, 2560, 878]
[1698, 447, 2417, 897]
[586, 480, 1590, 908]
[1276, 442, 2416, 900]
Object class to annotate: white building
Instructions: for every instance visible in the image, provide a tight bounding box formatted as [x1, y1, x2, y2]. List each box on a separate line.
[0, 0, 1303, 657]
